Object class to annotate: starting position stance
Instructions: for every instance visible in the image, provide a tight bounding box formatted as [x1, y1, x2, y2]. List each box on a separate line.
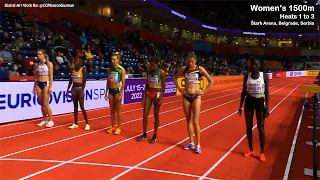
[34, 49, 54, 128]
[174, 52, 213, 154]
[105, 52, 125, 135]
[66, 57, 90, 130]
[238, 58, 270, 162]
[138, 57, 166, 143]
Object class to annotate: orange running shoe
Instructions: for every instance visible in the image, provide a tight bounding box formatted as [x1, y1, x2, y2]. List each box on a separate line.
[106, 127, 115, 133]
[114, 127, 121, 135]
[260, 153, 266, 162]
[243, 151, 254, 157]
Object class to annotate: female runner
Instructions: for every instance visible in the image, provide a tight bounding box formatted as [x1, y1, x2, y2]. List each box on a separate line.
[174, 52, 213, 154]
[238, 59, 270, 162]
[105, 52, 125, 135]
[34, 49, 54, 127]
[138, 57, 166, 143]
[66, 57, 90, 130]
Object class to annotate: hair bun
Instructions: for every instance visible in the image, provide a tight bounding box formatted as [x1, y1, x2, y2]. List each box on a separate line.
[187, 51, 196, 58]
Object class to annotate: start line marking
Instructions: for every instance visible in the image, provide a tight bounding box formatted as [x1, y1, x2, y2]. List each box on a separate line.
[0, 158, 217, 180]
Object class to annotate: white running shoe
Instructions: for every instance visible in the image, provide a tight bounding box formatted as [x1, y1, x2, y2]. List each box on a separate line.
[37, 120, 47, 126]
[46, 121, 54, 128]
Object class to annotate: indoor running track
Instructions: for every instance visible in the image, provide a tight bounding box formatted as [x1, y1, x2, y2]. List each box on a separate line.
[0, 77, 314, 180]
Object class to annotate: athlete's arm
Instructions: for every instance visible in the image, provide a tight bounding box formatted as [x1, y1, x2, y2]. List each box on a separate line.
[174, 66, 186, 94]
[239, 73, 248, 109]
[142, 72, 149, 103]
[33, 63, 38, 94]
[199, 66, 213, 94]
[47, 61, 54, 94]
[263, 73, 270, 109]
[160, 69, 166, 98]
[119, 67, 126, 96]
[82, 66, 87, 90]
[105, 68, 110, 99]
[66, 72, 72, 96]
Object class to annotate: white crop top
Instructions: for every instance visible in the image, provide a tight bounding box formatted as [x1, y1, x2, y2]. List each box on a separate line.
[246, 72, 265, 98]
[36, 61, 49, 76]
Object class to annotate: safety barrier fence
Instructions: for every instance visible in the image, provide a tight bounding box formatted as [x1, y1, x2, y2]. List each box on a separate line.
[0, 70, 319, 124]
[303, 86, 320, 179]
[310, 94, 319, 179]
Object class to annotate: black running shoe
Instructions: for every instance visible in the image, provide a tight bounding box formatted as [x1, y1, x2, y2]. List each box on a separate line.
[149, 135, 156, 143]
[138, 134, 147, 141]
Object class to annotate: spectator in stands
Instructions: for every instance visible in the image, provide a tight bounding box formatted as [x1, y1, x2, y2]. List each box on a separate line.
[67, 57, 75, 71]
[56, 51, 67, 65]
[64, 48, 73, 60]
[13, 54, 27, 74]
[14, 37, 24, 48]
[1, 32, 11, 45]
[25, 56, 35, 76]
[11, 46, 20, 60]
[53, 62, 61, 76]
[0, 45, 13, 62]
[84, 46, 93, 60]
[80, 32, 87, 45]
[39, 32, 46, 42]
[85, 58, 94, 72]
[44, 40, 53, 50]
[0, 58, 4, 75]
[76, 45, 85, 58]
[48, 48, 56, 62]
[14, 19, 23, 30]
[8, 64, 20, 76]
[125, 66, 134, 74]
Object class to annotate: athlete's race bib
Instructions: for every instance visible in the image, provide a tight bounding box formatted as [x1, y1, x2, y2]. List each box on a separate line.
[247, 82, 264, 94]
[37, 66, 48, 76]
[110, 73, 118, 82]
[148, 77, 158, 88]
[72, 74, 81, 83]
[185, 73, 199, 83]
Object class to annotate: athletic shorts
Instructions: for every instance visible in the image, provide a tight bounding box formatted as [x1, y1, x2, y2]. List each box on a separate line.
[244, 95, 265, 112]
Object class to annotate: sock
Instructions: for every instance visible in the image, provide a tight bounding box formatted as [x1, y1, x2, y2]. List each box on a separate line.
[143, 132, 147, 136]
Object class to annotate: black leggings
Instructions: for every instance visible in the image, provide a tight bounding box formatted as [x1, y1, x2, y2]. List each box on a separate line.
[244, 95, 266, 153]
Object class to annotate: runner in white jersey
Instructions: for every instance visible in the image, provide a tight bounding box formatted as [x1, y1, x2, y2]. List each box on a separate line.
[174, 52, 213, 154]
[33, 49, 54, 127]
[238, 59, 270, 162]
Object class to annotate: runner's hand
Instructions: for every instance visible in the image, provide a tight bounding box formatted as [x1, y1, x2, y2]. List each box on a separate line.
[48, 87, 52, 94]
[264, 107, 270, 118]
[158, 97, 163, 105]
[116, 92, 122, 100]
[238, 108, 242, 116]
[194, 90, 204, 95]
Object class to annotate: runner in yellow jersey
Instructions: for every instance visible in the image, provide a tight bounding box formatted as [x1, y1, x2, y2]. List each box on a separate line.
[105, 52, 126, 135]
[138, 57, 166, 143]
[66, 57, 90, 130]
